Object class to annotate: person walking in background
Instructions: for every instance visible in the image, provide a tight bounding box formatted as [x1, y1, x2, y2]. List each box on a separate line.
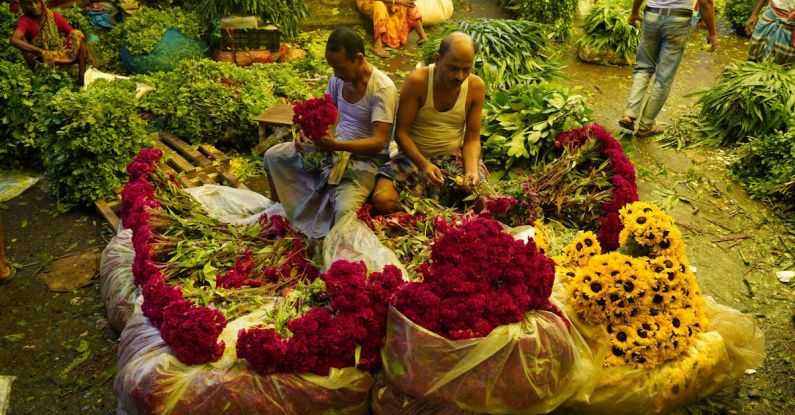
[619, 0, 717, 137]
[746, 0, 795, 65]
[356, 0, 428, 58]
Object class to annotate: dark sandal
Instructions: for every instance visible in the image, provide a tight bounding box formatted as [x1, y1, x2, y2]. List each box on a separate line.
[635, 124, 664, 138]
[618, 117, 635, 131]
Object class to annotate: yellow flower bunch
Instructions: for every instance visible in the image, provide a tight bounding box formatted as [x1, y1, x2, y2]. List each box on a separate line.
[532, 219, 550, 255]
[555, 231, 602, 268]
[619, 202, 686, 259]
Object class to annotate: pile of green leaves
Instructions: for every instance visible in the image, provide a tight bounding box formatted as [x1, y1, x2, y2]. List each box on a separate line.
[731, 129, 795, 214]
[578, 0, 640, 63]
[722, 0, 754, 36]
[196, 0, 308, 39]
[40, 79, 151, 205]
[139, 60, 277, 147]
[0, 5, 24, 64]
[57, 5, 94, 36]
[0, 63, 74, 168]
[113, 7, 205, 55]
[481, 82, 593, 177]
[498, 0, 578, 41]
[419, 18, 559, 95]
[696, 60, 795, 146]
[249, 63, 318, 100]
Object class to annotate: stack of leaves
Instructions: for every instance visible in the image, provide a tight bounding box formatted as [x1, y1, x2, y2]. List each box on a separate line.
[196, 0, 308, 39]
[139, 59, 277, 147]
[392, 217, 560, 340]
[0, 63, 73, 168]
[558, 202, 708, 368]
[731, 129, 795, 216]
[481, 82, 592, 174]
[237, 260, 404, 376]
[498, 0, 578, 41]
[0, 5, 24, 64]
[39, 79, 150, 206]
[722, 0, 755, 36]
[696, 60, 795, 146]
[111, 7, 205, 55]
[419, 18, 560, 95]
[249, 63, 320, 100]
[122, 148, 321, 364]
[578, 0, 640, 64]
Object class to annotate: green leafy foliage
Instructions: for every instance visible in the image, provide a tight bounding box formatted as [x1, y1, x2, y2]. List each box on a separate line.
[40, 80, 151, 205]
[0, 63, 74, 168]
[196, 0, 308, 39]
[419, 19, 560, 95]
[722, 0, 754, 36]
[578, 1, 640, 63]
[696, 60, 795, 146]
[731, 130, 795, 213]
[113, 7, 205, 55]
[0, 5, 24, 64]
[498, 0, 578, 41]
[138, 60, 278, 147]
[481, 82, 593, 176]
[56, 5, 94, 36]
[249, 63, 319, 100]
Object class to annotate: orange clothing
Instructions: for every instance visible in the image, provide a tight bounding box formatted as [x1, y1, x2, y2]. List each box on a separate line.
[357, 0, 422, 48]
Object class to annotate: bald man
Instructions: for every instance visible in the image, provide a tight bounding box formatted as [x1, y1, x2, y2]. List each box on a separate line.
[371, 32, 487, 213]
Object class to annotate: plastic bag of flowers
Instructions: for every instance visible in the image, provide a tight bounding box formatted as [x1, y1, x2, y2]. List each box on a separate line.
[554, 202, 765, 414]
[379, 217, 598, 414]
[100, 228, 138, 332]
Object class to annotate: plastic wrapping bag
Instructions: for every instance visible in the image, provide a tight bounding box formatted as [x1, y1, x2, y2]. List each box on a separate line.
[99, 228, 137, 332]
[324, 212, 408, 275]
[372, 375, 479, 415]
[563, 296, 765, 414]
[185, 184, 286, 226]
[380, 306, 596, 414]
[116, 302, 374, 415]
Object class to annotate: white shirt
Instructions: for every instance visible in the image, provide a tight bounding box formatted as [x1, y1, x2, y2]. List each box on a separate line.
[646, 0, 694, 8]
[772, 0, 795, 11]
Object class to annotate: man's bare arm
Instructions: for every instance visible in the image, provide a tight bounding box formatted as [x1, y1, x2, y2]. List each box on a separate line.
[745, 0, 768, 35]
[321, 121, 392, 154]
[461, 76, 485, 190]
[697, 0, 718, 52]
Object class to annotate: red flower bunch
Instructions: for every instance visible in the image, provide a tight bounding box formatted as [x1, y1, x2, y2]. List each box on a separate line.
[555, 124, 638, 250]
[392, 217, 560, 340]
[237, 261, 404, 376]
[160, 299, 227, 365]
[216, 251, 262, 289]
[292, 94, 337, 142]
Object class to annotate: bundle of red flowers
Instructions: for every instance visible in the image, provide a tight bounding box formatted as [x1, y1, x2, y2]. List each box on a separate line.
[392, 217, 560, 340]
[292, 94, 337, 142]
[555, 124, 638, 250]
[237, 260, 404, 376]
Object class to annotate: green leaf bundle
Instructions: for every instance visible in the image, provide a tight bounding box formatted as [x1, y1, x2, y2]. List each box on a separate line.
[114, 7, 206, 55]
[40, 80, 151, 205]
[498, 0, 578, 41]
[196, 0, 308, 39]
[721, 0, 755, 36]
[578, 1, 640, 64]
[419, 18, 560, 95]
[696, 60, 795, 146]
[731, 130, 795, 213]
[0, 5, 24, 64]
[481, 82, 593, 176]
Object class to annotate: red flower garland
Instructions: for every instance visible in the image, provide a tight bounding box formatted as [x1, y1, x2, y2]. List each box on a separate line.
[392, 217, 561, 340]
[292, 94, 337, 142]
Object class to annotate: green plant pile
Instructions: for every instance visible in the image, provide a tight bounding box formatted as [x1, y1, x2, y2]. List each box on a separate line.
[481, 82, 593, 177]
[696, 60, 795, 146]
[419, 18, 559, 95]
[113, 7, 205, 55]
[722, 0, 754, 36]
[731, 130, 795, 215]
[0, 5, 24, 64]
[0, 63, 74, 168]
[139, 60, 277, 147]
[578, 0, 640, 64]
[196, 0, 308, 39]
[39, 79, 151, 206]
[249, 63, 318, 100]
[498, 0, 578, 41]
[56, 5, 94, 36]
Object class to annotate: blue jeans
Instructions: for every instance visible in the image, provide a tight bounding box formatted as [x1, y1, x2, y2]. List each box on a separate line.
[624, 11, 692, 130]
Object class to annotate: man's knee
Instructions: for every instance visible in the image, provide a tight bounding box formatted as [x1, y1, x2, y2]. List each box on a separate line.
[371, 179, 400, 214]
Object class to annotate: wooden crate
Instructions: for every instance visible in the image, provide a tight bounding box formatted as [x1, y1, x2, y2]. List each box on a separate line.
[95, 133, 249, 230]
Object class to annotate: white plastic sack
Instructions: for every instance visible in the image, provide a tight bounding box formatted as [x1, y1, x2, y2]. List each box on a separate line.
[323, 212, 409, 275]
[185, 184, 286, 225]
[416, 0, 454, 26]
[100, 228, 138, 332]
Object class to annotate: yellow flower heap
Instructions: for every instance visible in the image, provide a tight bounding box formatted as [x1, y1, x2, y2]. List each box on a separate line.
[559, 202, 707, 368]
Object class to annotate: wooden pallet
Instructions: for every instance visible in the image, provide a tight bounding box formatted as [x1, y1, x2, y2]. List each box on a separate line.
[95, 133, 249, 230]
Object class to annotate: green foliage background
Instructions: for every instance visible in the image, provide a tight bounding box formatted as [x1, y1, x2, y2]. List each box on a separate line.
[731, 130, 795, 215]
[498, 0, 578, 41]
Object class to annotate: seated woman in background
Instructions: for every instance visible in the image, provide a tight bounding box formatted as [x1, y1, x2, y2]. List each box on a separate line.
[9, 0, 92, 85]
[356, 0, 428, 58]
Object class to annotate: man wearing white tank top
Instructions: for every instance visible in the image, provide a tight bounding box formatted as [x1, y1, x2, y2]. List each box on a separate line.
[619, 0, 717, 137]
[371, 32, 487, 214]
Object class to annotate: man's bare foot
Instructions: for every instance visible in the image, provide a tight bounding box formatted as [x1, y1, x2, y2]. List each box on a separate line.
[0, 259, 12, 284]
[371, 46, 389, 58]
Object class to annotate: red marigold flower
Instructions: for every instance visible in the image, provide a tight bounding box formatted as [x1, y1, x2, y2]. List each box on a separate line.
[141, 275, 184, 327]
[292, 94, 338, 142]
[237, 327, 288, 374]
[160, 300, 226, 365]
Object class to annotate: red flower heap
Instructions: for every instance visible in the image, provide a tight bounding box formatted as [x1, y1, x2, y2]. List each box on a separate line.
[237, 261, 404, 376]
[393, 217, 559, 340]
[555, 124, 638, 250]
[292, 94, 337, 142]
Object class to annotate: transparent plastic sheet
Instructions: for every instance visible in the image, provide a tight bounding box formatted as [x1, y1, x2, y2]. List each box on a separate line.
[99, 228, 137, 332]
[184, 184, 286, 226]
[561, 295, 765, 415]
[323, 212, 409, 275]
[371, 374, 479, 415]
[116, 302, 374, 415]
[380, 306, 597, 414]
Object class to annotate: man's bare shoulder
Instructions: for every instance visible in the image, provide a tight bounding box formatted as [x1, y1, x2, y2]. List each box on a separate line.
[404, 66, 430, 88]
[467, 74, 485, 93]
